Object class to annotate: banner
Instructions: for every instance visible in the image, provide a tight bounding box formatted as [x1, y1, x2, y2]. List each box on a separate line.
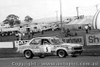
[15, 40, 29, 47]
[62, 36, 84, 45]
[86, 34, 100, 45]
[0, 42, 13, 48]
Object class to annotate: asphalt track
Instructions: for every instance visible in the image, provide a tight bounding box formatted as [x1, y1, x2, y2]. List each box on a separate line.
[0, 56, 100, 67]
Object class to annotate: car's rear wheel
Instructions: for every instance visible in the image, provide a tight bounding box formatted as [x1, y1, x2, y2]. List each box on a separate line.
[24, 50, 33, 59]
[57, 50, 67, 58]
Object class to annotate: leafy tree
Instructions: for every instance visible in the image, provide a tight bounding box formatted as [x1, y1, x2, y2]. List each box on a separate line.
[14, 20, 21, 25]
[3, 14, 21, 27]
[3, 19, 9, 24]
[24, 16, 33, 23]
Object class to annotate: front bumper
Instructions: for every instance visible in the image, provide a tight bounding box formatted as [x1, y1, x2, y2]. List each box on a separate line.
[68, 50, 83, 56]
[71, 50, 83, 54]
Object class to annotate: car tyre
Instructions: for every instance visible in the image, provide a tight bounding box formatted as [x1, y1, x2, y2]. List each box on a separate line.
[24, 50, 33, 59]
[57, 50, 67, 58]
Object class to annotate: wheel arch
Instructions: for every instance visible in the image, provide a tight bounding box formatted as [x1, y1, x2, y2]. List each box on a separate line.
[23, 49, 33, 54]
[56, 49, 68, 55]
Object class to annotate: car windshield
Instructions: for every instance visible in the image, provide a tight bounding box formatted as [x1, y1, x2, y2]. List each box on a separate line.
[51, 38, 64, 45]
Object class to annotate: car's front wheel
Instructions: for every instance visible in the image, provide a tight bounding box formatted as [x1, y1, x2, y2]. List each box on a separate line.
[24, 50, 33, 59]
[57, 50, 67, 58]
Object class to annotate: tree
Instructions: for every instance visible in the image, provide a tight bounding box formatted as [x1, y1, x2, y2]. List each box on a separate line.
[24, 16, 33, 23]
[3, 14, 21, 27]
[14, 20, 21, 25]
[3, 19, 9, 24]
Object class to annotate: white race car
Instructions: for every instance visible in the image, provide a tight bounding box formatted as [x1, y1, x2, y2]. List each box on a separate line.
[17, 37, 83, 59]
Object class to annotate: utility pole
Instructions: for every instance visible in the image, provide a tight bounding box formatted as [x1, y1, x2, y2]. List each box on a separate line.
[76, 7, 79, 19]
[60, 0, 63, 33]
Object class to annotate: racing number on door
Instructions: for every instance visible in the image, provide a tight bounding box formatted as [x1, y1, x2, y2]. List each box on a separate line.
[46, 47, 48, 52]
[45, 46, 51, 53]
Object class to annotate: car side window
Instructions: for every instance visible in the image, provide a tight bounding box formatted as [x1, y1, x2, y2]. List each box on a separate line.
[30, 38, 40, 45]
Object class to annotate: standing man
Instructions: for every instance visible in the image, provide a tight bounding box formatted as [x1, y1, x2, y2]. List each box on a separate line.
[15, 32, 21, 40]
[18, 32, 22, 40]
[85, 25, 89, 33]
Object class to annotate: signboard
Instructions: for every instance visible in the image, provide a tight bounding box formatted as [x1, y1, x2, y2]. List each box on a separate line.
[62, 36, 84, 45]
[0, 42, 13, 48]
[86, 34, 100, 45]
[15, 40, 29, 47]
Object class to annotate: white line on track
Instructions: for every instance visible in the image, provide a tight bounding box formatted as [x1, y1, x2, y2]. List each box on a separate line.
[0, 57, 21, 60]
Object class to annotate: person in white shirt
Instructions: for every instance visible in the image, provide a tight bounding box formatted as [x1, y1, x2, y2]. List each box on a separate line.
[85, 25, 89, 33]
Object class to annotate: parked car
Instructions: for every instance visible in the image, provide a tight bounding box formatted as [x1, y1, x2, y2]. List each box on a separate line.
[17, 37, 83, 59]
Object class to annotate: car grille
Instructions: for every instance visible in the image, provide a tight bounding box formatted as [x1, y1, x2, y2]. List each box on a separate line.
[73, 47, 82, 50]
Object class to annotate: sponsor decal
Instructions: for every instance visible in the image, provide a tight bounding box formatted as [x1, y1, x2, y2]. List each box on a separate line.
[86, 34, 100, 45]
[62, 36, 84, 45]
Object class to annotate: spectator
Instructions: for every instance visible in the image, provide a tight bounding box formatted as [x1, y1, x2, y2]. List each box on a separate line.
[66, 28, 70, 36]
[15, 32, 22, 40]
[85, 25, 89, 33]
[19, 33, 22, 40]
[15, 32, 19, 40]
[21, 32, 25, 40]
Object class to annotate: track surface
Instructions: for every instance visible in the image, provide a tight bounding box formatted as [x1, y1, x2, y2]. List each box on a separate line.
[0, 56, 100, 67]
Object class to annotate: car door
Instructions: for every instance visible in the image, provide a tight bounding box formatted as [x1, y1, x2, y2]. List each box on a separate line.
[39, 39, 53, 53]
[29, 38, 41, 53]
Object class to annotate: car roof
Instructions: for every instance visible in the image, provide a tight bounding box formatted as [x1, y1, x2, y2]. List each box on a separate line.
[34, 36, 58, 39]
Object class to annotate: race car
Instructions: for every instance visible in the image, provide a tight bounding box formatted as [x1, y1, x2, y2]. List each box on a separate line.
[17, 37, 83, 59]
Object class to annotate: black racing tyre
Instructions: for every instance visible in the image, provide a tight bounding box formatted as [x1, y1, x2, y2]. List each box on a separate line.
[24, 50, 33, 59]
[57, 50, 67, 58]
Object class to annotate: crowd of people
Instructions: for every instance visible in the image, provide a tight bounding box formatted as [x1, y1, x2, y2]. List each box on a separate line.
[0, 24, 91, 41]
